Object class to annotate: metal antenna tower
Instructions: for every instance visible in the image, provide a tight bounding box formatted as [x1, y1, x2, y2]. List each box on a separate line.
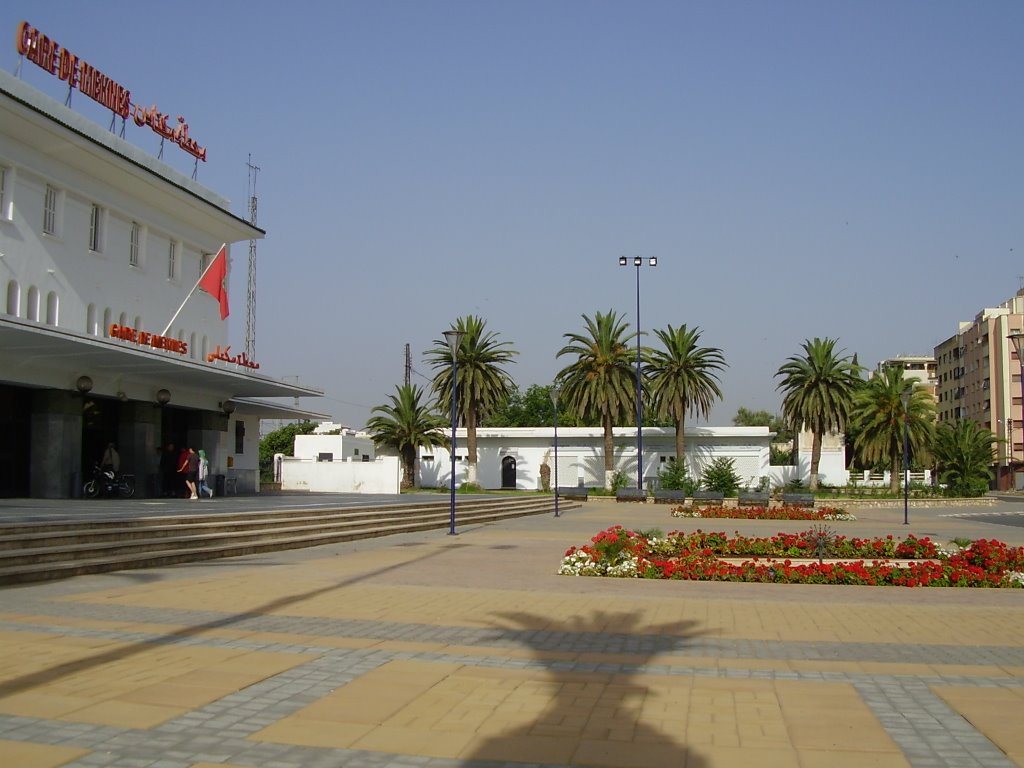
[405, 344, 412, 387]
[245, 155, 260, 360]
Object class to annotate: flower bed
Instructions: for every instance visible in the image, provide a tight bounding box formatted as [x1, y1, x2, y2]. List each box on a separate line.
[671, 505, 856, 521]
[559, 526, 1024, 587]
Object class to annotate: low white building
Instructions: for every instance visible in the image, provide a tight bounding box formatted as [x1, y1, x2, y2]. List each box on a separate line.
[419, 426, 775, 491]
[280, 424, 850, 494]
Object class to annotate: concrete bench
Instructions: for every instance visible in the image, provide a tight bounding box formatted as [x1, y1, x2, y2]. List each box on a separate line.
[737, 492, 769, 507]
[692, 491, 725, 505]
[615, 488, 648, 503]
[782, 492, 815, 508]
[653, 489, 688, 504]
[557, 486, 589, 501]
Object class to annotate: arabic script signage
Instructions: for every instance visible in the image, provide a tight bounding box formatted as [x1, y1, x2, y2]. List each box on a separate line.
[16, 21, 207, 162]
[207, 345, 260, 370]
[108, 324, 188, 355]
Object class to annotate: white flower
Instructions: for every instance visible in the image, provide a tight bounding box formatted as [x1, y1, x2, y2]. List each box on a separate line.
[1006, 571, 1024, 587]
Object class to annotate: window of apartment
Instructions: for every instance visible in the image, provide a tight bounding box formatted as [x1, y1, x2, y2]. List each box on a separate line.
[129, 221, 140, 266]
[234, 420, 245, 454]
[43, 184, 57, 234]
[88, 204, 103, 252]
[167, 241, 177, 279]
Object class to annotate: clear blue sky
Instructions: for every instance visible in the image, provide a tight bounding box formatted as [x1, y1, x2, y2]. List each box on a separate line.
[7, 1, 1023, 429]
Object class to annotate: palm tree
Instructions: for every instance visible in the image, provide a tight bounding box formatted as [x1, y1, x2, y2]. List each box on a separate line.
[850, 367, 935, 493]
[556, 309, 636, 489]
[933, 419, 996, 497]
[644, 324, 726, 466]
[775, 337, 860, 491]
[426, 315, 517, 486]
[366, 384, 450, 490]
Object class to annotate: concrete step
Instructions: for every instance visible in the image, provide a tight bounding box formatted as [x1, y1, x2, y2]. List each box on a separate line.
[0, 497, 569, 585]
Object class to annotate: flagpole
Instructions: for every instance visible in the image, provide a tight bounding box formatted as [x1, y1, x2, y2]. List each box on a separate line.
[161, 244, 226, 336]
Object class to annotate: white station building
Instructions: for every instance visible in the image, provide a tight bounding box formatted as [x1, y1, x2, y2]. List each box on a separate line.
[0, 26, 323, 498]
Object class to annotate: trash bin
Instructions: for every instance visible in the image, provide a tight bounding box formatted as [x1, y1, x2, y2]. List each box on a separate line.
[214, 474, 226, 497]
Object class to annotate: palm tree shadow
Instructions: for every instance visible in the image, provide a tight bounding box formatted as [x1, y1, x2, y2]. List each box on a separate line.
[457, 609, 710, 767]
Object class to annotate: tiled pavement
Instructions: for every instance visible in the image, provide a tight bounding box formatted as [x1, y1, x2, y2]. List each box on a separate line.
[1, 498, 1024, 767]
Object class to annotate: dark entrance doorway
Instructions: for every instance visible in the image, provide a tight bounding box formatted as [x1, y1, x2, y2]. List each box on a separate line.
[501, 456, 517, 489]
[81, 396, 120, 478]
[0, 384, 31, 497]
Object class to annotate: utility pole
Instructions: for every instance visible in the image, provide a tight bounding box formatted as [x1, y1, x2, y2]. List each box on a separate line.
[245, 155, 260, 361]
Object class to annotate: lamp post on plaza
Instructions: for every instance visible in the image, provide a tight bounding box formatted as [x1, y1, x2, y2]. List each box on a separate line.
[550, 384, 561, 517]
[1009, 332, 1024, 490]
[900, 388, 911, 526]
[619, 255, 657, 490]
[443, 329, 465, 535]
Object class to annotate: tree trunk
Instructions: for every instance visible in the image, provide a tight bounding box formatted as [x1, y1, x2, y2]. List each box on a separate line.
[890, 452, 901, 495]
[809, 431, 822, 491]
[401, 447, 416, 490]
[674, 417, 686, 467]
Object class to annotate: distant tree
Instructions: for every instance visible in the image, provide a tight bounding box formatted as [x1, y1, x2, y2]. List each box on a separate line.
[644, 324, 726, 466]
[482, 384, 586, 427]
[932, 419, 996, 497]
[557, 310, 636, 490]
[851, 367, 935, 493]
[775, 337, 859, 491]
[426, 316, 517, 486]
[259, 421, 316, 482]
[732, 407, 793, 442]
[366, 384, 449, 490]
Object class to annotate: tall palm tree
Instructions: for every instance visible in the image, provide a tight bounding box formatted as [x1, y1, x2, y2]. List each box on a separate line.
[426, 315, 517, 486]
[556, 309, 636, 489]
[775, 337, 859, 491]
[644, 324, 726, 466]
[851, 367, 935, 493]
[366, 384, 450, 490]
[933, 419, 996, 497]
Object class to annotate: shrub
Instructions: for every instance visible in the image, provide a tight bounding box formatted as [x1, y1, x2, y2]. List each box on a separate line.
[658, 459, 697, 494]
[700, 457, 742, 496]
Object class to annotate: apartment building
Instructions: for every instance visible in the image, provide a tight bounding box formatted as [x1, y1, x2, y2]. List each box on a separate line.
[934, 290, 1024, 490]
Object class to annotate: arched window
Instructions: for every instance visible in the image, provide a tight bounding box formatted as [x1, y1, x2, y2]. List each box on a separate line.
[87, 304, 98, 335]
[27, 286, 40, 321]
[118, 311, 128, 327]
[103, 308, 112, 334]
[189, 332, 197, 359]
[5, 280, 18, 316]
[201, 335, 208, 361]
[45, 291, 58, 325]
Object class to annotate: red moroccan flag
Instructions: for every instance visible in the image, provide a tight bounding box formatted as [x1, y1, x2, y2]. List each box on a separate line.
[198, 245, 229, 320]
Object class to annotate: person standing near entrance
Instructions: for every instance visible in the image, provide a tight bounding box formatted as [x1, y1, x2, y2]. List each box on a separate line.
[197, 449, 214, 498]
[179, 447, 199, 499]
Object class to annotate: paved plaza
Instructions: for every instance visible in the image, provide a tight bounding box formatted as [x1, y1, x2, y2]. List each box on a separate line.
[1, 496, 1024, 767]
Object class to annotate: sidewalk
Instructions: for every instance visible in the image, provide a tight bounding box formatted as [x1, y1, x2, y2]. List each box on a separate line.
[1, 498, 1023, 767]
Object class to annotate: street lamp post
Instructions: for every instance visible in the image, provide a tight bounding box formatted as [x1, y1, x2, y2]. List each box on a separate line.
[619, 255, 657, 490]
[1009, 332, 1024, 491]
[550, 384, 560, 517]
[443, 329, 465, 536]
[900, 388, 911, 526]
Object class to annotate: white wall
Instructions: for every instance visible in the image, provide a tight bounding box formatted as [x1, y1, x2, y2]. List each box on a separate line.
[417, 426, 774, 490]
[294, 433, 375, 462]
[280, 456, 400, 494]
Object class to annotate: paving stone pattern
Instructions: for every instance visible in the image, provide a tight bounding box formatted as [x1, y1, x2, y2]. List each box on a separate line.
[1, 498, 1023, 767]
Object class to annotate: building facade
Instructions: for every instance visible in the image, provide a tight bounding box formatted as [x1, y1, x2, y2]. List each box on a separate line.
[0, 54, 321, 497]
[933, 290, 1024, 490]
